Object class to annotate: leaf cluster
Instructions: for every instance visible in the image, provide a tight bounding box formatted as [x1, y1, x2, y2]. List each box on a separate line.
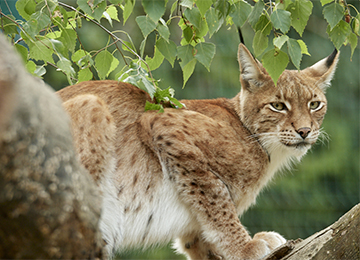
[0, 0, 359, 110]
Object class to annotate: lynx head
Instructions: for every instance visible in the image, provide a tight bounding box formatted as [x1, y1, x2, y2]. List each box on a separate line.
[237, 44, 339, 162]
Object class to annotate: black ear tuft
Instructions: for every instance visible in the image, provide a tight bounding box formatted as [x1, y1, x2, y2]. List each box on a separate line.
[326, 48, 338, 68]
[238, 27, 245, 45]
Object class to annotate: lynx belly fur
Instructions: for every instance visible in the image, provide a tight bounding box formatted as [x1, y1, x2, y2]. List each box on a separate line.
[57, 44, 339, 260]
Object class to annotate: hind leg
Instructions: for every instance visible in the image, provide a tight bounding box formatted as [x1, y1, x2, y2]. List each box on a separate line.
[62, 94, 116, 184]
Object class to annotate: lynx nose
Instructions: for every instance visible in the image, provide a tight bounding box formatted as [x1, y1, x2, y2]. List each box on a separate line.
[296, 127, 311, 139]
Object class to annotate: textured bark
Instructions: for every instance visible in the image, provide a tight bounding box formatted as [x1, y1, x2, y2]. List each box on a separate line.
[265, 203, 360, 260]
[0, 34, 105, 259]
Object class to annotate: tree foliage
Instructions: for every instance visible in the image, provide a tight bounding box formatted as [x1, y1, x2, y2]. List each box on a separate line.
[1, 0, 359, 107]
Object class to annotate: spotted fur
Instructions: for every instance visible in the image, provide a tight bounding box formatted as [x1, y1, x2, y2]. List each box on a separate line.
[57, 44, 339, 260]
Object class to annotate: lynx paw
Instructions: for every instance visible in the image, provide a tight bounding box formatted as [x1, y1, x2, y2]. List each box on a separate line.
[253, 231, 286, 251]
[240, 232, 286, 260]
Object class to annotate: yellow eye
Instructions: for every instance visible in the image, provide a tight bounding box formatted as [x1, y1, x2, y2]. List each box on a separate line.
[310, 101, 320, 110]
[271, 102, 286, 111]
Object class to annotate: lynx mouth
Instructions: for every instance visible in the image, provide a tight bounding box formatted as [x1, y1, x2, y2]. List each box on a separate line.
[283, 142, 311, 149]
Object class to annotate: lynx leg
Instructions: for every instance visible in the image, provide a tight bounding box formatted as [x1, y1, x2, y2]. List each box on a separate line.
[175, 234, 223, 260]
[62, 94, 116, 184]
[143, 110, 286, 259]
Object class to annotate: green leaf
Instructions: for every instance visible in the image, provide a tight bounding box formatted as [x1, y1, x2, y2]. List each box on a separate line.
[57, 57, 76, 83]
[194, 42, 216, 71]
[248, 0, 264, 28]
[182, 26, 194, 43]
[287, 38, 302, 70]
[206, 8, 224, 37]
[157, 23, 170, 42]
[136, 15, 157, 38]
[327, 20, 351, 50]
[78, 68, 93, 82]
[352, 15, 360, 36]
[16, 0, 36, 20]
[184, 8, 202, 30]
[277, 0, 293, 9]
[103, 9, 114, 26]
[180, 0, 194, 9]
[142, 0, 166, 22]
[229, 0, 252, 28]
[320, 0, 334, 6]
[72, 49, 91, 66]
[254, 14, 272, 36]
[177, 44, 195, 67]
[273, 35, 289, 49]
[108, 56, 119, 77]
[77, 0, 106, 21]
[347, 32, 358, 60]
[270, 9, 291, 34]
[145, 101, 164, 112]
[24, 9, 52, 38]
[34, 65, 46, 78]
[194, 16, 209, 39]
[22, 18, 39, 39]
[253, 30, 268, 57]
[60, 29, 77, 54]
[123, 0, 135, 24]
[26, 60, 37, 75]
[120, 62, 156, 98]
[195, 0, 213, 16]
[145, 46, 164, 71]
[49, 39, 67, 57]
[153, 87, 181, 108]
[1, 15, 18, 35]
[95, 50, 113, 80]
[262, 48, 289, 86]
[156, 38, 177, 67]
[106, 5, 120, 22]
[28, 38, 54, 63]
[35, 0, 57, 15]
[287, 0, 313, 36]
[323, 2, 344, 30]
[46, 31, 61, 39]
[181, 58, 197, 87]
[214, 0, 230, 18]
[139, 37, 147, 58]
[15, 44, 28, 63]
[297, 39, 310, 56]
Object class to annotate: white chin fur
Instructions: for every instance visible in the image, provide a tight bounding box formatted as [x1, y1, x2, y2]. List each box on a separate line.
[263, 141, 310, 175]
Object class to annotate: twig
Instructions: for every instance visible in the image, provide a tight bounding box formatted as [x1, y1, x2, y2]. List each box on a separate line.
[47, 61, 78, 82]
[58, 1, 156, 86]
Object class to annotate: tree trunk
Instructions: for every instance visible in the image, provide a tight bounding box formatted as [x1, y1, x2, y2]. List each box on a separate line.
[0, 34, 105, 259]
[265, 203, 360, 260]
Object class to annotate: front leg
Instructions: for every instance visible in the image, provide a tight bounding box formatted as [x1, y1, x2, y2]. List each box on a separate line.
[177, 169, 286, 259]
[174, 233, 223, 260]
[142, 111, 286, 259]
[159, 151, 284, 260]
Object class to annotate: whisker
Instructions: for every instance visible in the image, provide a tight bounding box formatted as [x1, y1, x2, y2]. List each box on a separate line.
[317, 128, 330, 146]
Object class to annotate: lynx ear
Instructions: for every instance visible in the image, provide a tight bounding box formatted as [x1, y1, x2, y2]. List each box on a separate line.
[303, 49, 339, 92]
[238, 44, 267, 90]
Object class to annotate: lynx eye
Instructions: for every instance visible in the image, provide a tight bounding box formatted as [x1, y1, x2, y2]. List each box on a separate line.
[309, 101, 321, 110]
[270, 102, 286, 111]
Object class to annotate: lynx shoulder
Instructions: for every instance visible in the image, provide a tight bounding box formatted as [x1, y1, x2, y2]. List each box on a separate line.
[57, 44, 339, 260]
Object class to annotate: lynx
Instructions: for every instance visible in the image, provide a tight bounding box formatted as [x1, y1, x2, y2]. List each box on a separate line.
[57, 44, 339, 260]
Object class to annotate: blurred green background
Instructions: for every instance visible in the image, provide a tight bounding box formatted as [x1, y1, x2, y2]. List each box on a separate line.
[2, 0, 359, 259]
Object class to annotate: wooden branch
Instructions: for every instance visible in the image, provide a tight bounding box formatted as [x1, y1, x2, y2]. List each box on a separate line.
[265, 203, 360, 260]
[0, 33, 105, 259]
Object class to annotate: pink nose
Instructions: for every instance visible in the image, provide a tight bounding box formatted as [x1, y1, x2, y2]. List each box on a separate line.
[296, 127, 311, 139]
